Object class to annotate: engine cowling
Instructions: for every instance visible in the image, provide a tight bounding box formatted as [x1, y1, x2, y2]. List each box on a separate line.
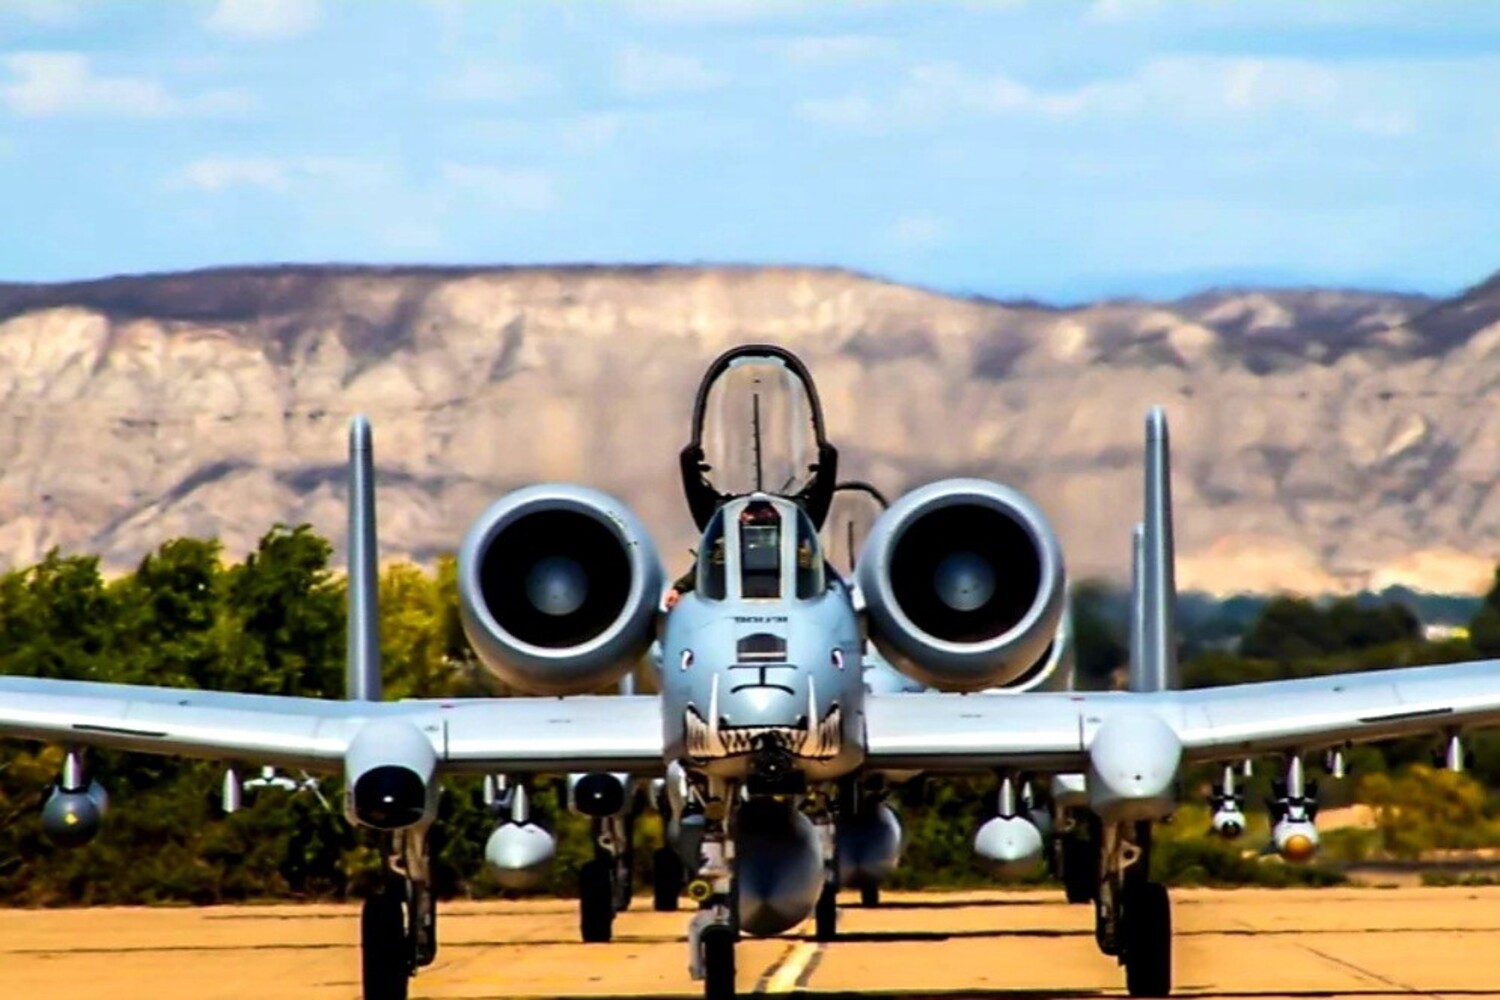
[458, 485, 665, 696]
[855, 479, 1066, 692]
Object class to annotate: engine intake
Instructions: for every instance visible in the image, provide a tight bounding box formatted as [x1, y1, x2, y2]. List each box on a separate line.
[856, 479, 1066, 691]
[458, 486, 664, 695]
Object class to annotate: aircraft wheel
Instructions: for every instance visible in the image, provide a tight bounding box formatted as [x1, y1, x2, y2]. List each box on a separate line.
[1063, 836, 1097, 904]
[702, 923, 737, 1000]
[860, 883, 880, 907]
[579, 859, 615, 943]
[653, 846, 683, 911]
[361, 891, 410, 1000]
[814, 879, 838, 941]
[1123, 881, 1172, 997]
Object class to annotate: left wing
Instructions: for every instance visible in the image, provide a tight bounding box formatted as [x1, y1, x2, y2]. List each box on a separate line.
[0, 675, 665, 775]
[864, 659, 1500, 772]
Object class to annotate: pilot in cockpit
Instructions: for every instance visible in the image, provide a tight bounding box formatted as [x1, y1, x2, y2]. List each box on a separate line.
[664, 499, 827, 609]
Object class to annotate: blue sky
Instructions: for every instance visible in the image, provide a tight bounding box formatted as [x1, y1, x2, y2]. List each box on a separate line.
[1, 0, 1498, 302]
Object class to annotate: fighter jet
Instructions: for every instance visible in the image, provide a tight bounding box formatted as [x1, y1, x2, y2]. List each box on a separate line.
[4, 343, 1500, 1000]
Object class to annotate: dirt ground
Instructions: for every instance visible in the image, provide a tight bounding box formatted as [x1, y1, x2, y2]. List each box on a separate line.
[4, 886, 1500, 999]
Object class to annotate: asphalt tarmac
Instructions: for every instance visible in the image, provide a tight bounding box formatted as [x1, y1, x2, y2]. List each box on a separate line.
[4, 886, 1500, 999]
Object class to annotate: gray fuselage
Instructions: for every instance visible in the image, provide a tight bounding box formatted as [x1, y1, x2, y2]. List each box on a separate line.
[657, 495, 867, 784]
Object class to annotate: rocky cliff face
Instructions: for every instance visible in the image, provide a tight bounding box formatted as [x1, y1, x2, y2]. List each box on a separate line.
[0, 264, 1497, 596]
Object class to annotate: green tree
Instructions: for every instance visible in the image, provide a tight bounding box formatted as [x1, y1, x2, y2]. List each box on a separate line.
[220, 525, 344, 697]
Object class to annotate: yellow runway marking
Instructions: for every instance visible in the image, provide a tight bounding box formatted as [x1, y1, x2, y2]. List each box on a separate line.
[761, 941, 820, 993]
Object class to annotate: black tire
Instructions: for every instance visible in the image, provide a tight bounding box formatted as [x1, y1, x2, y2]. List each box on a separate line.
[860, 883, 880, 907]
[361, 892, 410, 1000]
[703, 923, 737, 1000]
[814, 879, 838, 941]
[1124, 881, 1172, 998]
[580, 859, 615, 943]
[653, 846, 683, 911]
[1063, 836, 1097, 905]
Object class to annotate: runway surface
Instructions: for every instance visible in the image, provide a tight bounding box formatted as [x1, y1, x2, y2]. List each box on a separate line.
[4, 886, 1500, 999]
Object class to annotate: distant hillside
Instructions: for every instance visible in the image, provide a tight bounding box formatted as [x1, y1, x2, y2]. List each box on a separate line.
[0, 263, 1498, 596]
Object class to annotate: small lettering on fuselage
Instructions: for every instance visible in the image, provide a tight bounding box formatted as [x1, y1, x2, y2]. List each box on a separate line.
[734, 615, 789, 623]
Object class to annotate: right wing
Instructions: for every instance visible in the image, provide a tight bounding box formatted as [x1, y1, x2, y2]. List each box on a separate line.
[864, 659, 1500, 773]
[0, 675, 665, 776]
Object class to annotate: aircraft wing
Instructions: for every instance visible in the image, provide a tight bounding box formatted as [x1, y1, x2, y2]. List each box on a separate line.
[864, 659, 1500, 772]
[0, 675, 665, 775]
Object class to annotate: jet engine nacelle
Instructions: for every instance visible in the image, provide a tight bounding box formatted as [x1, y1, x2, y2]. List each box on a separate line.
[567, 772, 631, 817]
[41, 780, 109, 848]
[855, 479, 1067, 691]
[343, 719, 439, 831]
[458, 485, 664, 696]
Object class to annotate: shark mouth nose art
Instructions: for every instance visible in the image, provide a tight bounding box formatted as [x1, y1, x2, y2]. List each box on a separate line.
[685, 676, 842, 760]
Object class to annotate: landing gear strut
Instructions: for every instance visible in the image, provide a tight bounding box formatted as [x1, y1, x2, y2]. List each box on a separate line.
[361, 827, 436, 1000]
[687, 778, 737, 1000]
[1094, 821, 1171, 998]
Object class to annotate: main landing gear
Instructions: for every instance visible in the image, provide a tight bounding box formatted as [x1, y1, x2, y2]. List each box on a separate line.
[580, 813, 636, 942]
[1094, 820, 1171, 998]
[1053, 811, 1099, 905]
[361, 827, 437, 1000]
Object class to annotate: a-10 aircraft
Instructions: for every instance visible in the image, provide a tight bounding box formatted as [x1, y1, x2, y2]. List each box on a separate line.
[4, 344, 1500, 1000]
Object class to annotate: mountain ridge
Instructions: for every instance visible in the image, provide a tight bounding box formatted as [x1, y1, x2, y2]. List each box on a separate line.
[1, 263, 1499, 597]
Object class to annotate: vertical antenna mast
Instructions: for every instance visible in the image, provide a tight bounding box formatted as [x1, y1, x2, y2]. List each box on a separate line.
[751, 390, 764, 492]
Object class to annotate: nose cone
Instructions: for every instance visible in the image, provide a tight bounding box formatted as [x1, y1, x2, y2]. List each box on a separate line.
[525, 555, 589, 616]
[973, 816, 1044, 878]
[42, 784, 106, 848]
[486, 823, 557, 889]
[1087, 711, 1181, 823]
[1273, 820, 1320, 864]
[933, 552, 996, 611]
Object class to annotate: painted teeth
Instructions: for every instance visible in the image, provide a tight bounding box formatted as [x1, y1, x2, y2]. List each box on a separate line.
[684, 705, 842, 760]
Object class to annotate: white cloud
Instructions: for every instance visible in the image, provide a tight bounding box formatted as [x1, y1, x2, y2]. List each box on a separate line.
[1, 0, 84, 25]
[437, 63, 551, 103]
[175, 155, 387, 193]
[806, 56, 1406, 132]
[781, 35, 885, 66]
[439, 163, 556, 213]
[0, 52, 252, 118]
[626, 0, 810, 23]
[1085, 0, 1165, 22]
[557, 113, 627, 152]
[204, 0, 319, 40]
[615, 45, 724, 96]
[888, 214, 947, 250]
[796, 93, 882, 130]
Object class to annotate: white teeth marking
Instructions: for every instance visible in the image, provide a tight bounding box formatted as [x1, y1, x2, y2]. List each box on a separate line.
[683, 704, 842, 761]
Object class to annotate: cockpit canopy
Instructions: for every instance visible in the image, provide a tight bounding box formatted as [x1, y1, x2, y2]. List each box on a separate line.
[681, 345, 839, 532]
[696, 495, 826, 601]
